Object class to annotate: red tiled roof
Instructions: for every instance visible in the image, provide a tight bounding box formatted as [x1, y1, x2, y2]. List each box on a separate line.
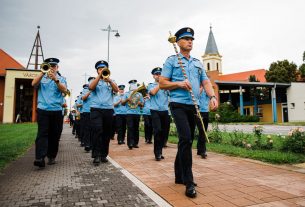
[218, 69, 266, 82]
[0, 49, 24, 76]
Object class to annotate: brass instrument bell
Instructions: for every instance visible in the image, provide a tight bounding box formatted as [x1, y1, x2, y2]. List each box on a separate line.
[40, 62, 51, 73]
[100, 67, 111, 79]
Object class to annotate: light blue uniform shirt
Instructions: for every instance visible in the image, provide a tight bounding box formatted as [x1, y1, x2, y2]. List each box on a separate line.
[37, 73, 67, 111]
[89, 80, 114, 109]
[141, 98, 151, 115]
[113, 94, 127, 115]
[81, 88, 92, 113]
[123, 91, 144, 115]
[199, 91, 209, 112]
[162, 54, 208, 105]
[76, 96, 83, 113]
[147, 82, 169, 111]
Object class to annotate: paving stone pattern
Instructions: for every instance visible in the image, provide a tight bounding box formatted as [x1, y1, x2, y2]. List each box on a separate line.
[0, 126, 157, 207]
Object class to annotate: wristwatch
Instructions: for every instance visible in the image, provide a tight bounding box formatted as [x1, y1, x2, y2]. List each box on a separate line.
[210, 95, 217, 100]
[55, 79, 60, 84]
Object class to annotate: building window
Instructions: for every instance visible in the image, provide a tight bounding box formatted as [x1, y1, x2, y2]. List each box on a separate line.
[244, 108, 250, 116]
[290, 103, 295, 109]
[207, 63, 210, 71]
[217, 63, 219, 71]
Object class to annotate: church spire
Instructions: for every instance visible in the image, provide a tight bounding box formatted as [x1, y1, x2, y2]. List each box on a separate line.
[202, 25, 222, 74]
[204, 25, 219, 55]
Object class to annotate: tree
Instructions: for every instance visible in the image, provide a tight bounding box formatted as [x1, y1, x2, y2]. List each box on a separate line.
[265, 60, 297, 83]
[248, 75, 259, 82]
[299, 63, 305, 77]
[300, 51, 305, 77]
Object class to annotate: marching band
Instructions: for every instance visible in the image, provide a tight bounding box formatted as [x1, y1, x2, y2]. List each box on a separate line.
[32, 27, 218, 198]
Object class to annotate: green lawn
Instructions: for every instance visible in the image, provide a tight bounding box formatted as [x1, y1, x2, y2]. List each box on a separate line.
[0, 123, 37, 171]
[140, 125, 305, 165]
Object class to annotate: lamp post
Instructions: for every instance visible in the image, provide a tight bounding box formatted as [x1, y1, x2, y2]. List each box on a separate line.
[19, 84, 24, 123]
[101, 25, 120, 64]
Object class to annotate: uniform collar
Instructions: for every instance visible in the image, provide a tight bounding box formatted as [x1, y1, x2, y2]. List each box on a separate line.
[178, 53, 193, 61]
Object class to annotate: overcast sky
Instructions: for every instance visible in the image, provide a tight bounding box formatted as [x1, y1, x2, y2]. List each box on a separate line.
[1, 0, 305, 104]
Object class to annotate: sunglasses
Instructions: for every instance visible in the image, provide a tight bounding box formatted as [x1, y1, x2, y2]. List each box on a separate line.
[50, 64, 57, 67]
[154, 72, 161, 75]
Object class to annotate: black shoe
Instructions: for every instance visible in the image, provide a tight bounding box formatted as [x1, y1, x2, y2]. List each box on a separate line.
[101, 157, 108, 163]
[84, 146, 90, 152]
[161, 155, 165, 159]
[134, 145, 139, 148]
[122, 141, 125, 144]
[118, 141, 122, 145]
[185, 184, 197, 198]
[93, 157, 101, 166]
[47, 158, 55, 165]
[155, 155, 161, 161]
[34, 158, 45, 168]
[128, 146, 133, 150]
[147, 141, 153, 144]
[201, 153, 207, 159]
[163, 145, 168, 148]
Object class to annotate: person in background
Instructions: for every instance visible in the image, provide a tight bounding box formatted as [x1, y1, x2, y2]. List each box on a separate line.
[89, 60, 118, 165]
[113, 85, 127, 145]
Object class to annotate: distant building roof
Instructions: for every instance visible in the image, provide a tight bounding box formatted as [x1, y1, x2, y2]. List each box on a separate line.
[218, 69, 267, 82]
[204, 26, 219, 55]
[0, 49, 24, 76]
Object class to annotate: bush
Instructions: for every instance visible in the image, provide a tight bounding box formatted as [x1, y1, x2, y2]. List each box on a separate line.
[252, 125, 274, 150]
[208, 114, 223, 143]
[282, 127, 305, 153]
[209, 103, 259, 123]
[229, 130, 250, 147]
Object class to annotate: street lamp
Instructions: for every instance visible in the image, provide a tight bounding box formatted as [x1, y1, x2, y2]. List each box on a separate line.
[101, 25, 120, 63]
[19, 84, 24, 123]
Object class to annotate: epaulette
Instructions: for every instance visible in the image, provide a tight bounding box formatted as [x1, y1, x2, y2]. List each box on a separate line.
[166, 55, 176, 60]
[193, 57, 200, 62]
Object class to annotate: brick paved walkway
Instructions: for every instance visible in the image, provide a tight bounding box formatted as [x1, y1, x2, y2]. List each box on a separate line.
[109, 137, 305, 207]
[0, 125, 160, 207]
[1, 124, 305, 207]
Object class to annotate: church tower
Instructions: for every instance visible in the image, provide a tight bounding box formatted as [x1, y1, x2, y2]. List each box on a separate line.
[202, 26, 222, 74]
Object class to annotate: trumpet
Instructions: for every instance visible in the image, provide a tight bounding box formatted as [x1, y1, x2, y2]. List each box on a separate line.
[40, 62, 51, 73]
[100, 67, 110, 79]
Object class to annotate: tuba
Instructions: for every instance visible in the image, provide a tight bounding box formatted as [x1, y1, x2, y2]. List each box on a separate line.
[128, 83, 147, 109]
[100, 67, 110, 79]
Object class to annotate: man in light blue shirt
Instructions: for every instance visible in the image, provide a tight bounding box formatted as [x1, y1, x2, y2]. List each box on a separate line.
[89, 60, 119, 165]
[141, 91, 153, 144]
[31, 57, 68, 168]
[121, 80, 144, 149]
[148, 67, 170, 161]
[81, 79, 93, 152]
[113, 85, 127, 145]
[159, 27, 218, 198]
